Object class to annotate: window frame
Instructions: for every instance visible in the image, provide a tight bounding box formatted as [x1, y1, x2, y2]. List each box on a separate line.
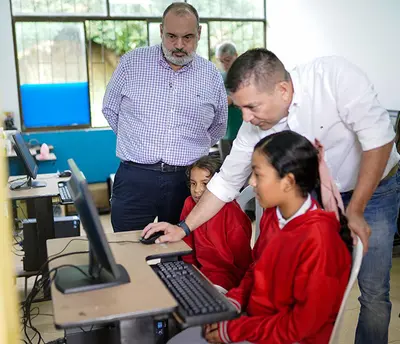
[9, 0, 267, 132]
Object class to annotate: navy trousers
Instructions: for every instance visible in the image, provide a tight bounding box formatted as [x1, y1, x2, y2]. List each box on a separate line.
[111, 162, 190, 232]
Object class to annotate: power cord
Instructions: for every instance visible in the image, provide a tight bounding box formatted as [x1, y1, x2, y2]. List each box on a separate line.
[21, 252, 89, 344]
[47, 238, 140, 259]
[109, 240, 141, 244]
[79, 325, 94, 333]
[20, 237, 140, 343]
[10, 178, 29, 190]
[47, 238, 89, 258]
[9, 176, 28, 184]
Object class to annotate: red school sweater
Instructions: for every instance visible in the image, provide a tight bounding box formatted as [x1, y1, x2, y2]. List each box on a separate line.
[218, 200, 351, 344]
[180, 196, 253, 292]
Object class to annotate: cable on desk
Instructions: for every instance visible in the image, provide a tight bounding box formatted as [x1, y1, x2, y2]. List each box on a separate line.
[47, 238, 89, 258]
[47, 237, 141, 259]
[108, 240, 140, 244]
[10, 178, 29, 190]
[9, 176, 28, 184]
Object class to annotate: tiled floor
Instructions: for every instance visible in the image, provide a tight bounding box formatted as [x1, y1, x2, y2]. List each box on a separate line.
[16, 214, 400, 343]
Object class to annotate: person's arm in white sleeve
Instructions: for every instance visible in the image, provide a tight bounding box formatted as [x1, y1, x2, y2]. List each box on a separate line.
[334, 56, 396, 252]
[206, 122, 255, 202]
[141, 122, 260, 242]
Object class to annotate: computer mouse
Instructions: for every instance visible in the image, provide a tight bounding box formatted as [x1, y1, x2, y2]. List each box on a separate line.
[59, 170, 72, 178]
[140, 231, 164, 245]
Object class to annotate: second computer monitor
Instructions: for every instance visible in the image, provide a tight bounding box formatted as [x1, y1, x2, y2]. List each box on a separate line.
[10, 133, 46, 190]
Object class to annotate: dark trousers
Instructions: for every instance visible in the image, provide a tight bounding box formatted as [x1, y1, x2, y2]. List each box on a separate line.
[111, 162, 190, 232]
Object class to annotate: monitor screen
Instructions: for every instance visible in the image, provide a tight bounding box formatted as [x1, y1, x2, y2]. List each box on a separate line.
[12, 132, 38, 179]
[54, 159, 129, 294]
[67, 159, 122, 279]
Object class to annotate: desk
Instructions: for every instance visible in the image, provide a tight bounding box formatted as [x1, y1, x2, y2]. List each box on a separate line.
[47, 231, 191, 343]
[8, 173, 69, 274]
[7, 144, 56, 161]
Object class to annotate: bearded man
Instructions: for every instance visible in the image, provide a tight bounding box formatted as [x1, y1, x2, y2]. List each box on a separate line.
[103, 2, 227, 232]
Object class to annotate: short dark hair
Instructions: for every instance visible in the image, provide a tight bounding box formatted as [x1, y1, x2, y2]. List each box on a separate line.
[226, 48, 290, 93]
[254, 131, 319, 197]
[187, 155, 221, 180]
[162, 2, 199, 27]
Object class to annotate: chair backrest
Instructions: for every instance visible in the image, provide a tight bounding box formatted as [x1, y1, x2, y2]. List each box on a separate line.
[329, 236, 363, 344]
[236, 185, 263, 240]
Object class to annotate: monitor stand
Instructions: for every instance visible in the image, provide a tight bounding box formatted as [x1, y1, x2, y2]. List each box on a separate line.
[9, 176, 47, 190]
[54, 245, 130, 294]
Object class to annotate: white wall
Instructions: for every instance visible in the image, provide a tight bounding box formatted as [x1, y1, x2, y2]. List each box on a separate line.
[267, 0, 400, 110]
[0, 0, 20, 129]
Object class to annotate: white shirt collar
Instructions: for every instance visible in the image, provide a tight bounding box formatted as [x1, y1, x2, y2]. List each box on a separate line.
[276, 194, 313, 229]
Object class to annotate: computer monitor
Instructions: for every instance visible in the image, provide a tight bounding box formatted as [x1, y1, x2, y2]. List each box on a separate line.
[54, 159, 130, 294]
[9, 132, 46, 190]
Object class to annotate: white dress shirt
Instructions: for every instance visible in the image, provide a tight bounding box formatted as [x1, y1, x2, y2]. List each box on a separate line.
[208, 56, 400, 202]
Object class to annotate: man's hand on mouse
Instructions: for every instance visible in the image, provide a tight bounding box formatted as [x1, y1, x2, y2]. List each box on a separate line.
[142, 222, 186, 244]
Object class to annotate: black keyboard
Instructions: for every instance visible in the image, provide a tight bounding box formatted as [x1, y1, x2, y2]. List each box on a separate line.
[153, 261, 239, 328]
[58, 182, 73, 204]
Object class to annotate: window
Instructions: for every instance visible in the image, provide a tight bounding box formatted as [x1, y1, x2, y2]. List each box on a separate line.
[86, 20, 147, 127]
[15, 22, 90, 128]
[209, 21, 264, 61]
[11, 0, 107, 16]
[11, 0, 266, 130]
[109, 0, 184, 17]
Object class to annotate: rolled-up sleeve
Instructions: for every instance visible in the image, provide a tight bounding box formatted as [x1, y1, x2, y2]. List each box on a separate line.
[335, 57, 395, 151]
[207, 122, 259, 202]
[102, 55, 127, 134]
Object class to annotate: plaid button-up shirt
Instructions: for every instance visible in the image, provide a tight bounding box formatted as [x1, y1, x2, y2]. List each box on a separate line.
[103, 44, 228, 166]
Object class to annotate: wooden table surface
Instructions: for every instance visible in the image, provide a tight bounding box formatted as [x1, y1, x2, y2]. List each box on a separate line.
[47, 231, 191, 329]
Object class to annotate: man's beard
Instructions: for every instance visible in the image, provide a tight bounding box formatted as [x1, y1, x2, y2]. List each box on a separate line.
[161, 42, 197, 66]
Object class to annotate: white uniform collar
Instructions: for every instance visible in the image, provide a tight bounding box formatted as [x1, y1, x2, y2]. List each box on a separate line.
[276, 194, 313, 229]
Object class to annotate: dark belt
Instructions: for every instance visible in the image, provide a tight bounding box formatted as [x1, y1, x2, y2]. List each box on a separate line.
[122, 160, 187, 172]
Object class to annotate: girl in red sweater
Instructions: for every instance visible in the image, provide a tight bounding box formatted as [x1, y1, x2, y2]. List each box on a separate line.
[169, 131, 351, 344]
[181, 155, 253, 293]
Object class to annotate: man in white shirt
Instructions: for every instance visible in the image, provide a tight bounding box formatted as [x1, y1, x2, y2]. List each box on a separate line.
[143, 49, 400, 343]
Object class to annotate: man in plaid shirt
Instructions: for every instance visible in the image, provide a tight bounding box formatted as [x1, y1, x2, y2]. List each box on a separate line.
[103, 2, 227, 232]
